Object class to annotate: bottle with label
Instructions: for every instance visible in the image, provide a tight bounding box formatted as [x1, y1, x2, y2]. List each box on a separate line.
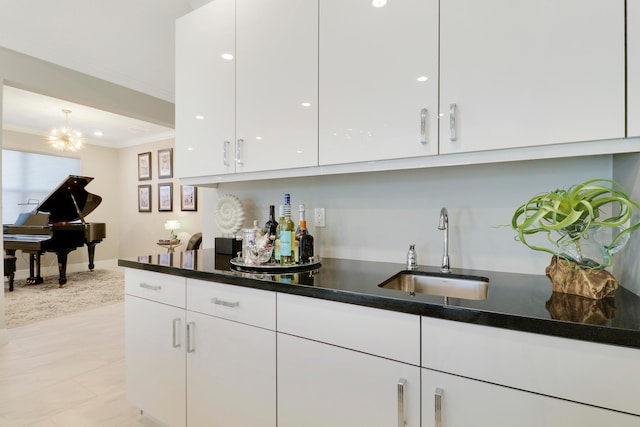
[274, 204, 285, 262]
[298, 219, 314, 264]
[279, 194, 296, 266]
[265, 205, 278, 244]
[294, 204, 305, 263]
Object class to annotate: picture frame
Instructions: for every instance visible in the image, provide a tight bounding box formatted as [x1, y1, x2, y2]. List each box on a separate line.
[180, 185, 198, 211]
[138, 185, 152, 212]
[158, 252, 172, 266]
[158, 182, 173, 212]
[181, 250, 196, 270]
[138, 152, 152, 181]
[158, 148, 173, 179]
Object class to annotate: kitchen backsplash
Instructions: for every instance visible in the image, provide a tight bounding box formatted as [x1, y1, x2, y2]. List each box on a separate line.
[202, 155, 621, 280]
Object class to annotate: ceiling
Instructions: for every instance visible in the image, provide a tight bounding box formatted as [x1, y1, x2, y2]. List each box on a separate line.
[3, 86, 176, 148]
[0, 0, 212, 148]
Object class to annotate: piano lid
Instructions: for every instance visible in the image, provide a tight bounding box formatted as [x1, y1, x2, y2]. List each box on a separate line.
[36, 175, 102, 223]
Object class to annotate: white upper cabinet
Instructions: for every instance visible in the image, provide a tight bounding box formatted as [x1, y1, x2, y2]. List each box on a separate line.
[629, 0, 640, 137]
[235, 0, 318, 172]
[175, 0, 236, 178]
[319, 0, 439, 165]
[439, 0, 625, 154]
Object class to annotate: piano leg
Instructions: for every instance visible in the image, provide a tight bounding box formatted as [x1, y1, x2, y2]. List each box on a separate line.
[27, 252, 44, 285]
[56, 249, 73, 287]
[86, 242, 98, 270]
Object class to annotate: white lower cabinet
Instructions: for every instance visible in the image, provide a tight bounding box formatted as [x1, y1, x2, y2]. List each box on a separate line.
[421, 369, 640, 427]
[277, 293, 421, 427]
[125, 270, 276, 427]
[125, 295, 186, 427]
[186, 311, 276, 427]
[278, 333, 420, 427]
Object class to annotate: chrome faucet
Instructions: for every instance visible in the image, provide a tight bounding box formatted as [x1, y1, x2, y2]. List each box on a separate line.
[438, 207, 451, 273]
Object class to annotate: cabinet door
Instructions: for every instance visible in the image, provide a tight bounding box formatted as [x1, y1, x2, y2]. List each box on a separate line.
[422, 369, 640, 427]
[125, 295, 186, 427]
[186, 311, 276, 427]
[629, 0, 640, 137]
[235, 0, 318, 172]
[440, 0, 624, 154]
[175, 0, 235, 178]
[278, 333, 420, 427]
[319, 0, 438, 165]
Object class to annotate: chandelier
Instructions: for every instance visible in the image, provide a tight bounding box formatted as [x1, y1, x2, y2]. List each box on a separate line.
[47, 109, 83, 151]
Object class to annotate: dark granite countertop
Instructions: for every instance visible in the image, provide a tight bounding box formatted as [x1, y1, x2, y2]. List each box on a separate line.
[119, 248, 640, 349]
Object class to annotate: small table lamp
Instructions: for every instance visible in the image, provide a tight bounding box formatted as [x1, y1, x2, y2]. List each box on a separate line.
[164, 220, 181, 241]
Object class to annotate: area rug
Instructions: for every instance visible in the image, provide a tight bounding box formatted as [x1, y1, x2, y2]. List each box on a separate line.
[3, 268, 124, 328]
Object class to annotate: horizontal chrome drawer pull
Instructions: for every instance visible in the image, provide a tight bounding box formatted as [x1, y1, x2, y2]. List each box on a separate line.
[139, 283, 162, 291]
[211, 297, 240, 308]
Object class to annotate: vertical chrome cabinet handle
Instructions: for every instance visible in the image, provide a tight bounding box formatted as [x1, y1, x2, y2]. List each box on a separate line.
[449, 103, 457, 141]
[420, 108, 428, 144]
[172, 318, 181, 348]
[397, 378, 407, 427]
[211, 297, 240, 308]
[186, 322, 195, 353]
[223, 140, 231, 166]
[236, 139, 244, 165]
[435, 387, 444, 427]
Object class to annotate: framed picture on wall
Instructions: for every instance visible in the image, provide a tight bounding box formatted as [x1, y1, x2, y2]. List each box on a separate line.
[180, 185, 197, 211]
[138, 152, 152, 180]
[158, 148, 173, 179]
[138, 184, 152, 212]
[158, 182, 173, 211]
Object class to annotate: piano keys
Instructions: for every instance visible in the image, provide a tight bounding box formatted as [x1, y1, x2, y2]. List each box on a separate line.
[3, 175, 107, 286]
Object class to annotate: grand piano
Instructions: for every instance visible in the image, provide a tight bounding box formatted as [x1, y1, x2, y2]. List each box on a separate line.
[3, 175, 106, 287]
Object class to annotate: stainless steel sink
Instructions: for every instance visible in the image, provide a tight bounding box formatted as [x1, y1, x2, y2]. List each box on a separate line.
[379, 271, 489, 300]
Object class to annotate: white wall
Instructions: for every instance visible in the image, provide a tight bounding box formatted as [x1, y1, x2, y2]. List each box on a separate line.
[118, 140, 202, 259]
[613, 153, 640, 295]
[204, 155, 613, 276]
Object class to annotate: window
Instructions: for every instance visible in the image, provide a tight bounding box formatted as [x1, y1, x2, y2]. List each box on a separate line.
[2, 150, 80, 224]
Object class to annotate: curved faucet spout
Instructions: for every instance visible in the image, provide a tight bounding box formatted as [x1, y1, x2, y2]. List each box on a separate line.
[438, 207, 450, 273]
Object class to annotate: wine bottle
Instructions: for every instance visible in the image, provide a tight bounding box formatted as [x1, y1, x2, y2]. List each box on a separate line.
[294, 204, 305, 263]
[279, 194, 296, 266]
[265, 205, 278, 244]
[298, 219, 314, 264]
[274, 204, 285, 261]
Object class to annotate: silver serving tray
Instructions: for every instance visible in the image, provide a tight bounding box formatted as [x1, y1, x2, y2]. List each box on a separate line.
[230, 257, 321, 272]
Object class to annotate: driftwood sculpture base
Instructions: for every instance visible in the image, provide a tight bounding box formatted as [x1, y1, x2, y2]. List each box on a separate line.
[545, 256, 617, 300]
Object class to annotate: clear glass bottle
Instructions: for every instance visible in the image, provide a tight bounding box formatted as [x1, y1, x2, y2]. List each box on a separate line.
[298, 219, 314, 264]
[279, 194, 296, 265]
[274, 204, 285, 262]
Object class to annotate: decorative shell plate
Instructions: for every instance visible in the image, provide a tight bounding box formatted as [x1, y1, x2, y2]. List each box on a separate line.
[215, 194, 245, 236]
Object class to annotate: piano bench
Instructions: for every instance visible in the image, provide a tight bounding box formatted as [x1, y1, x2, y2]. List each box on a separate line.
[4, 255, 16, 292]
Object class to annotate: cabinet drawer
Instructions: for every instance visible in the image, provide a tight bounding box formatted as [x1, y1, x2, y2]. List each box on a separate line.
[124, 268, 186, 308]
[277, 293, 420, 365]
[422, 316, 640, 416]
[187, 279, 276, 330]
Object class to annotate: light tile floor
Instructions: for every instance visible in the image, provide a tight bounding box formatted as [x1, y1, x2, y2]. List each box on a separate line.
[0, 302, 163, 427]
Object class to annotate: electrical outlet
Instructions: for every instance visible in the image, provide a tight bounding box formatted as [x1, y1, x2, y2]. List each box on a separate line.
[314, 208, 326, 227]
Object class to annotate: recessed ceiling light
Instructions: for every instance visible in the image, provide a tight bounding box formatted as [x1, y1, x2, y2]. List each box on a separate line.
[195, 115, 204, 120]
[221, 53, 234, 60]
[372, 0, 387, 7]
[417, 76, 429, 82]
[93, 131, 103, 137]
[301, 102, 311, 107]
